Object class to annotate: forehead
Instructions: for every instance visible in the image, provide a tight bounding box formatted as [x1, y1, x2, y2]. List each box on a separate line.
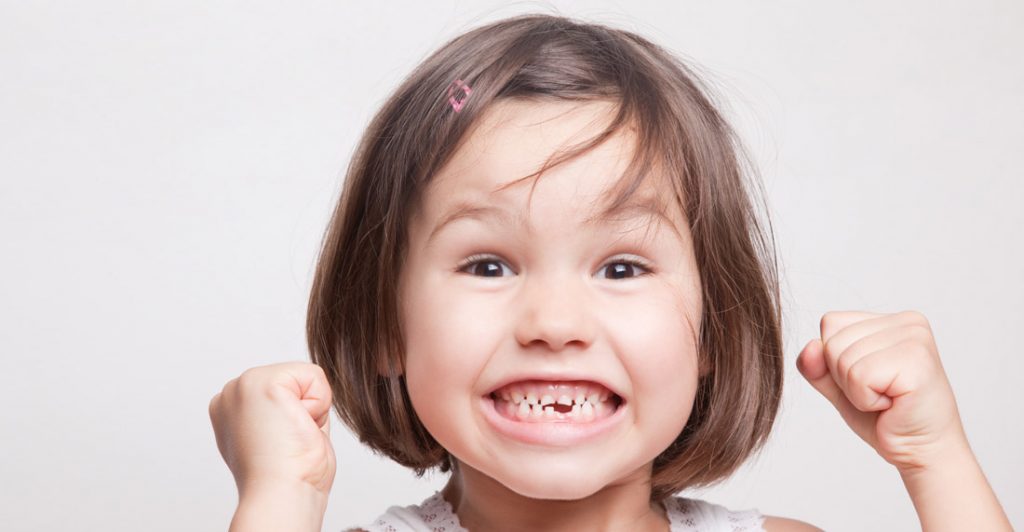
[414, 99, 689, 246]
[424, 98, 673, 218]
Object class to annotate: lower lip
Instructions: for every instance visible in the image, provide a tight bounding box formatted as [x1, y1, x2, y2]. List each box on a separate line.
[479, 395, 627, 447]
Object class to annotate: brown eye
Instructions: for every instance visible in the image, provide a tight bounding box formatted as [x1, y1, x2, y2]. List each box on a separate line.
[599, 260, 650, 280]
[458, 256, 514, 278]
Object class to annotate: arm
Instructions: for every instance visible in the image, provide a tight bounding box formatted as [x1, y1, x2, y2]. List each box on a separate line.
[797, 311, 1012, 532]
[209, 363, 338, 532]
[898, 444, 1011, 532]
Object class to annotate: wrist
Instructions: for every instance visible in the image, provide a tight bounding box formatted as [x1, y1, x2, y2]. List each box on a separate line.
[895, 437, 975, 481]
[896, 443, 1012, 531]
[232, 479, 329, 532]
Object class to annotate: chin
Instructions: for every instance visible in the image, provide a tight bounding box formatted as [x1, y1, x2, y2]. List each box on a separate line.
[504, 477, 601, 501]
[486, 460, 610, 501]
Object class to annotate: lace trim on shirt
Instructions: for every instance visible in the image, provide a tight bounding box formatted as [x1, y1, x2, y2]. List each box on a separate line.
[662, 496, 766, 531]
[414, 491, 468, 532]
[364, 490, 764, 532]
[359, 491, 466, 532]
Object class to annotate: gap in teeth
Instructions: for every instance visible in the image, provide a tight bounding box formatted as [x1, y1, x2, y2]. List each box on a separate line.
[490, 381, 618, 410]
[489, 391, 611, 407]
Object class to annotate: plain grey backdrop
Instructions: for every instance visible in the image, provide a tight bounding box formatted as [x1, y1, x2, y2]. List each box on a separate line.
[1, 1, 1020, 530]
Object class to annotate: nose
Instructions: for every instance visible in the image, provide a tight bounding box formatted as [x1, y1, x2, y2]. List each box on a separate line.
[513, 271, 595, 352]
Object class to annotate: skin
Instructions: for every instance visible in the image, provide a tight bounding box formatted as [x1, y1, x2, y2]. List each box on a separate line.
[796, 311, 1012, 530]
[398, 97, 741, 531]
[209, 101, 1009, 532]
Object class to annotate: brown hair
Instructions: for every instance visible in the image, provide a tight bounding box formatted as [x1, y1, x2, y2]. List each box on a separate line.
[307, 13, 783, 501]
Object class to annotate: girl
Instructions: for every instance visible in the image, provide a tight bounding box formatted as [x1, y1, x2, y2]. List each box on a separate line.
[208, 14, 1011, 531]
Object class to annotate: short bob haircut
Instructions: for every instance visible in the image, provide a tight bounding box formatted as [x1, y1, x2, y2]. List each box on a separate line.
[307, 13, 783, 502]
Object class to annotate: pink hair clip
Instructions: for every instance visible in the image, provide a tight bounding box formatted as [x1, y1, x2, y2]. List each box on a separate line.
[447, 79, 472, 113]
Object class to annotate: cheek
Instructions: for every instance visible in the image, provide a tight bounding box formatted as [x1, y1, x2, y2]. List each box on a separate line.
[616, 283, 699, 351]
[402, 281, 504, 425]
[403, 283, 506, 370]
[628, 321, 698, 389]
[609, 292, 700, 410]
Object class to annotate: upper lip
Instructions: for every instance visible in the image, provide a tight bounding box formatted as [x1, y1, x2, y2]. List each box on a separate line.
[486, 372, 624, 400]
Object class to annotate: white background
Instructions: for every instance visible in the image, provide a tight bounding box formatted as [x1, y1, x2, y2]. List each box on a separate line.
[1, 1, 1021, 530]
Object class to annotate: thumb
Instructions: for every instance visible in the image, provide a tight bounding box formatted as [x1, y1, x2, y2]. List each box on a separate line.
[275, 362, 334, 429]
[321, 414, 330, 437]
[796, 338, 879, 446]
[796, 338, 845, 408]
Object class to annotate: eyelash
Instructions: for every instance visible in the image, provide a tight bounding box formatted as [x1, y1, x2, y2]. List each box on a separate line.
[455, 253, 654, 279]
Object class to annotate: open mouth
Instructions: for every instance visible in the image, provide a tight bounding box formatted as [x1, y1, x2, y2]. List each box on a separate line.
[487, 380, 624, 424]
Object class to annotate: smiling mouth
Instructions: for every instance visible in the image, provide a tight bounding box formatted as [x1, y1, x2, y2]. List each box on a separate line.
[487, 380, 624, 423]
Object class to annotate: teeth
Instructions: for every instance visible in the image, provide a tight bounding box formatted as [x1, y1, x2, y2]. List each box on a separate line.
[492, 380, 621, 425]
[496, 386, 617, 423]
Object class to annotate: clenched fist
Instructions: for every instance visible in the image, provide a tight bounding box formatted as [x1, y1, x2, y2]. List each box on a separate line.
[796, 310, 969, 473]
[209, 362, 337, 501]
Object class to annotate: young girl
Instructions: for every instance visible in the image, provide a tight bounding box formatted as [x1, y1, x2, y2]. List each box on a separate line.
[208, 14, 1011, 531]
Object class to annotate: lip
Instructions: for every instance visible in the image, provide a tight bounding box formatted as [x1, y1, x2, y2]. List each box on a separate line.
[479, 393, 627, 447]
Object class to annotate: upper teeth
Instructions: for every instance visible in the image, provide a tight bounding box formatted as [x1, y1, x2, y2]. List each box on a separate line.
[496, 382, 612, 406]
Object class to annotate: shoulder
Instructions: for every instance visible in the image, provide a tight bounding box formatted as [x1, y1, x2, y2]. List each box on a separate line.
[761, 515, 824, 532]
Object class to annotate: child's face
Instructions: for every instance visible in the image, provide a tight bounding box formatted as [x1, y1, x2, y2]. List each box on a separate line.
[399, 99, 703, 500]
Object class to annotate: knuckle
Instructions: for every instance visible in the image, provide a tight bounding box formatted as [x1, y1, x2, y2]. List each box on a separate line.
[836, 354, 855, 378]
[901, 310, 930, 328]
[822, 335, 841, 361]
[907, 323, 933, 343]
[912, 341, 933, 364]
[236, 368, 262, 392]
[897, 339, 932, 370]
[847, 357, 867, 385]
[819, 312, 833, 333]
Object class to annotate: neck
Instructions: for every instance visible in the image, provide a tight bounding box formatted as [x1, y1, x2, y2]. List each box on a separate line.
[440, 460, 669, 532]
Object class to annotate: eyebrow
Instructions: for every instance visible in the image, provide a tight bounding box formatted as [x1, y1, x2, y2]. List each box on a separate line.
[426, 195, 683, 244]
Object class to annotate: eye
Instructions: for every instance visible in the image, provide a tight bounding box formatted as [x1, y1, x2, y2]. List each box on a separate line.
[456, 254, 515, 278]
[598, 257, 653, 280]
[455, 254, 653, 280]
